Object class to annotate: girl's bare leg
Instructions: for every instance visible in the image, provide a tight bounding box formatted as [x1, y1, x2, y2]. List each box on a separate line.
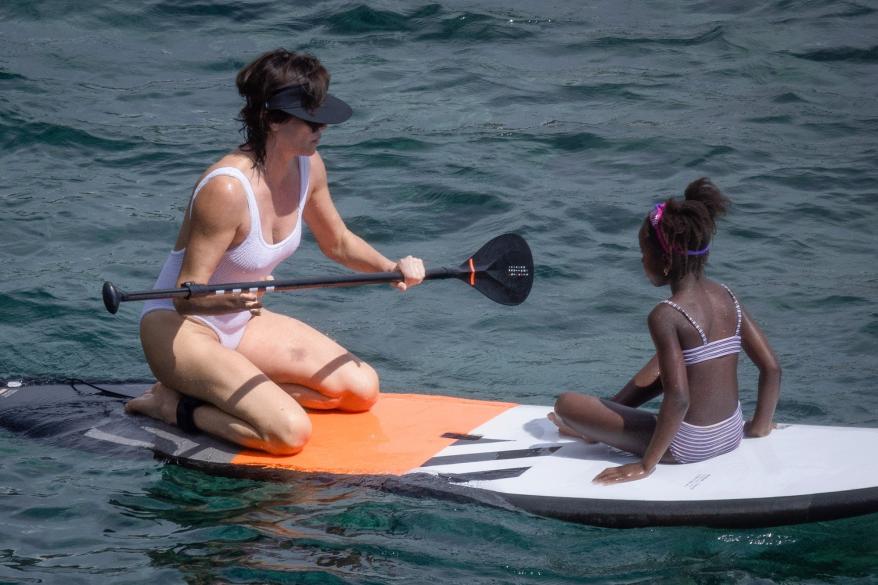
[552, 391, 674, 463]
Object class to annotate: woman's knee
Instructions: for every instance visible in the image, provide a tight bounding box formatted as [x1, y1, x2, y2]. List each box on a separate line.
[337, 363, 380, 412]
[261, 411, 313, 455]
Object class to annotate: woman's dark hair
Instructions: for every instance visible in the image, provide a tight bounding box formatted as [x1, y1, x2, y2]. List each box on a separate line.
[641, 177, 730, 280]
[235, 49, 330, 169]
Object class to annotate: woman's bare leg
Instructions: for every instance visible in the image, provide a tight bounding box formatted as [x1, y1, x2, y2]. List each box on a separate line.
[130, 310, 313, 454]
[236, 309, 380, 412]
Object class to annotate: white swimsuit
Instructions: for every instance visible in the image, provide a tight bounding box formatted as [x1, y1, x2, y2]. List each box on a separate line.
[141, 158, 310, 348]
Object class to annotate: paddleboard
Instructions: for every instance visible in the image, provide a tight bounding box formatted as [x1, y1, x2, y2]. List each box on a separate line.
[2, 380, 877, 528]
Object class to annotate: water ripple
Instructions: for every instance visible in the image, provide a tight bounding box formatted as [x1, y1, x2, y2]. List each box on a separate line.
[1, 114, 138, 154]
[793, 45, 878, 63]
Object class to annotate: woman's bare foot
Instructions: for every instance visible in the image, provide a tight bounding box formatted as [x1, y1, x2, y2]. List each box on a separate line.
[548, 411, 597, 443]
[125, 382, 181, 426]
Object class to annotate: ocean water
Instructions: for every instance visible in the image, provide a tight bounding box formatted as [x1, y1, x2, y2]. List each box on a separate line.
[1, 0, 877, 583]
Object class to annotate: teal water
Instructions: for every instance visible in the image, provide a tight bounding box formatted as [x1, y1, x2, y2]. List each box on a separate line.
[1, 1, 877, 582]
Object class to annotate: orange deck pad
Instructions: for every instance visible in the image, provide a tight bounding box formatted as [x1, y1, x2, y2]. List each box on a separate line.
[231, 393, 517, 475]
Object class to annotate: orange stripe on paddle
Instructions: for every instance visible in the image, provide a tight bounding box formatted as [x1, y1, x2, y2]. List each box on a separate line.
[468, 257, 476, 286]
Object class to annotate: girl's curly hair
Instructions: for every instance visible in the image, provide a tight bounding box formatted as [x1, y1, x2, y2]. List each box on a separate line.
[641, 177, 730, 280]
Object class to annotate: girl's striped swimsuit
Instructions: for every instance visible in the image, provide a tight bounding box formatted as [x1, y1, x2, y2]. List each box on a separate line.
[661, 285, 745, 464]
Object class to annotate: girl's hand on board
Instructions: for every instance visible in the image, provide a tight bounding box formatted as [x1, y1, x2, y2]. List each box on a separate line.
[593, 462, 654, 485]
[744, 419, 776, 438]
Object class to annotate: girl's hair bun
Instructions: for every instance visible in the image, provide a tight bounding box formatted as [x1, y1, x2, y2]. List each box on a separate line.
[683, 177, 729, 222]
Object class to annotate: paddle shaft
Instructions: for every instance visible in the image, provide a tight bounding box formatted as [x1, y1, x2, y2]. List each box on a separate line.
[112, 266, 465, 304]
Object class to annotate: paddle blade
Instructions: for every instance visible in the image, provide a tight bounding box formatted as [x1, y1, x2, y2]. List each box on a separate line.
[460, 233, 533, 305]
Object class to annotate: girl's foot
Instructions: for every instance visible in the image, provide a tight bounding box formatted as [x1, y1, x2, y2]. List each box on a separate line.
[548, 411, 597, 443]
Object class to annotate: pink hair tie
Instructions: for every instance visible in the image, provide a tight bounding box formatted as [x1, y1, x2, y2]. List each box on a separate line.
[648, 202, 711, 256]
[649, 203, 671, 254]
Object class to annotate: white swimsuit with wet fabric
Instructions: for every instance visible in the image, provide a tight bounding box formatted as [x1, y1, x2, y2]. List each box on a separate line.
[140, 158, 310, 349]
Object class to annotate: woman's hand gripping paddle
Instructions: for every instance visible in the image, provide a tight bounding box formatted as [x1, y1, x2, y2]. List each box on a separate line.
[102, 233, 533, 314]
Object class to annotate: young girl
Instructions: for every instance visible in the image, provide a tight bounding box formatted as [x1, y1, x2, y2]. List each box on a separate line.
[550, 178, 781, 484]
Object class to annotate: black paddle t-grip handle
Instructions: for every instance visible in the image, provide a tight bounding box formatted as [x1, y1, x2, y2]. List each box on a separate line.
[102, 281, 123, 315]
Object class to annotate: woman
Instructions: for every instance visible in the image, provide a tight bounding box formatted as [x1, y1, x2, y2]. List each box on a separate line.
[126, 49, 425, 455]
[550, 178, 781, 484]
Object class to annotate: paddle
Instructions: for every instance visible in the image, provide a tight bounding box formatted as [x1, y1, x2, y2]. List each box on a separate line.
[102, 233, 533, 314]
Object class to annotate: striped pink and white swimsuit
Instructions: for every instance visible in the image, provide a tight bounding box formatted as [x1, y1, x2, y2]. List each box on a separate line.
[662, 285, 745, 464]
